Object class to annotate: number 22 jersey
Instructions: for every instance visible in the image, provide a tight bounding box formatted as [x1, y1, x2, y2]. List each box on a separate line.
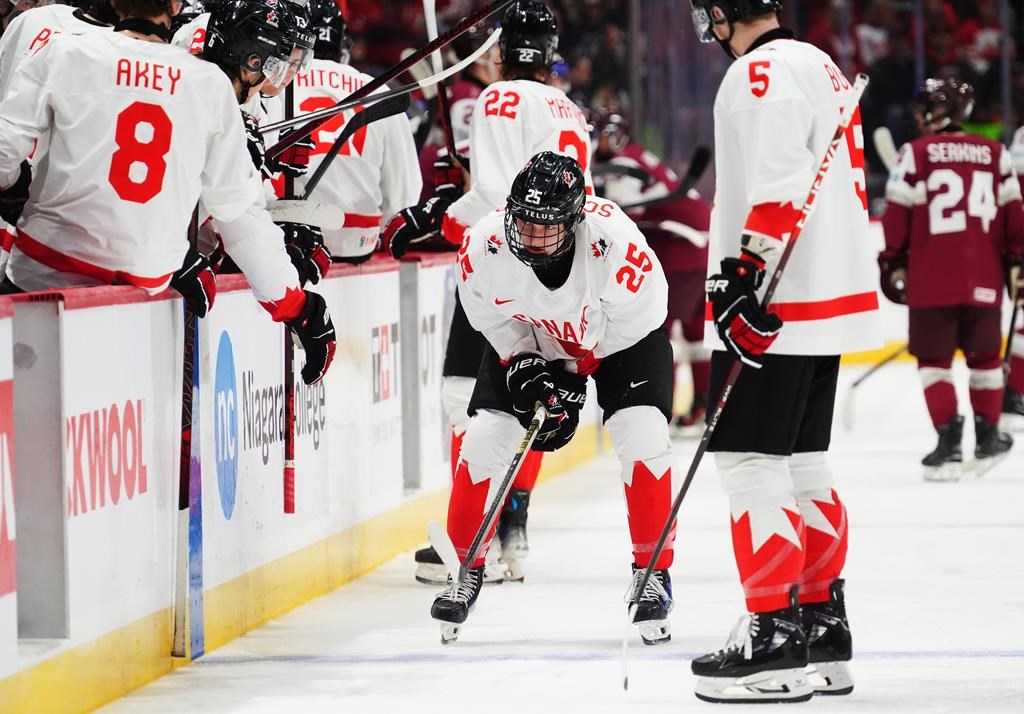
[710, 34, 880, 355]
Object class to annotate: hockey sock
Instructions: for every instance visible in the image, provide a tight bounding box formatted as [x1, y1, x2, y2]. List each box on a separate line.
[447, 459, 498, 568]
[1009, 328, 1024, 393]
[919, 361, 958, 428]
[790, 453, 847, 605]
[449, 428, 465, 481]
[967, 358, 1004, 424]
[511, 449, 543, 492]
[717, 452, 805, 612]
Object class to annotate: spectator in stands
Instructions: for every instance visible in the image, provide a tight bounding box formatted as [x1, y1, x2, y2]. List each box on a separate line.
[806, 0, 860, 75]
[855, 0, 898, 69]
[956, 0, 1005, 75]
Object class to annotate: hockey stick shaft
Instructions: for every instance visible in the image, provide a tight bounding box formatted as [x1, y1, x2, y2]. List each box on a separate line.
[423, 0, 458, 159]
[619, 145, 711, 211]
[851, 343, 908, 389]
[300, 93, 411, 199]
[264, 0, 513, 156]
[622, 74, 870, 691]
[456, 405, 547, 584]
[172, 207, 200, 657]
[283, 84, 297, 514]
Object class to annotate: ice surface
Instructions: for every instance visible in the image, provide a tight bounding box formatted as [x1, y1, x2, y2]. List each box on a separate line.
[103, 362, 1024, 713]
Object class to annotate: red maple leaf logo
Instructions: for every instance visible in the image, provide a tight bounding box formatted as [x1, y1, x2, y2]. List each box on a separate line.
[563, 170, 574, 187]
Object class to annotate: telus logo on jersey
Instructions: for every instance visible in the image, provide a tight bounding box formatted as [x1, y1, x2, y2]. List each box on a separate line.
[214, 331, 239, 519]
[65, 398, 150, 518]
[372, 322, 400, 403]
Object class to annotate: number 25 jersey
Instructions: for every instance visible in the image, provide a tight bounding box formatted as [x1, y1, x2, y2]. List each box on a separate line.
[710, 36, 880, 355]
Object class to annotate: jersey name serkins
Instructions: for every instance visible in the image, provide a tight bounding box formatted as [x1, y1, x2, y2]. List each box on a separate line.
[926, 142, 993, 166]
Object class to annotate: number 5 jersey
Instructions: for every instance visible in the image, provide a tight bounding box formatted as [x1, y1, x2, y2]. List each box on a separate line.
[457, 196, 667, 372]
[709, 33, 881, 355]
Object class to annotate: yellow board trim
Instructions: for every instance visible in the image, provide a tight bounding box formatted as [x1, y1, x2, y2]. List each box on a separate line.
[0, 422, 605, 713]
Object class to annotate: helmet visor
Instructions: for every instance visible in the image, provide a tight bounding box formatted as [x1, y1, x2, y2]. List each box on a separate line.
[691, 4, 718, 43]
[505, 212, 575, 267]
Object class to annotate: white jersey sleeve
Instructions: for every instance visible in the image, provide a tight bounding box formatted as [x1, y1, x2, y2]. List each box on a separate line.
[1011, 126, 1024, 177]
[378, 111, 424, 225]
[0, 39, 52, 186]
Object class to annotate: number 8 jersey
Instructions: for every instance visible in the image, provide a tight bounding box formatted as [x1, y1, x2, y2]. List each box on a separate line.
[0, 31, 265, 292]
[709, 33, 880, 355]
[443, 78, 593, 243]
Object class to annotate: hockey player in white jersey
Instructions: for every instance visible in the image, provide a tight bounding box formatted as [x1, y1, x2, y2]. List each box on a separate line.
[281, 0, 420, 262]
[0, 0, 335, 385]
[687, 0, 881, 703]
[430, 152, 678, 646]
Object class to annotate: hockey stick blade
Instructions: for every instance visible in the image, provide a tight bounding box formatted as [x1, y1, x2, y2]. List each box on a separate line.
[301, 93, 411, 198]
[427, 520, 462, 579]
[264, 0, 512, 155]
[620, 145, 711, 210]
[401, 48, 438, 99]
[592, 162, 655, 183]
[636, 220, 709, 248]
[268, 199, 345, 230]
[619, 74, 870, 690]
[873, 127, 899, 172]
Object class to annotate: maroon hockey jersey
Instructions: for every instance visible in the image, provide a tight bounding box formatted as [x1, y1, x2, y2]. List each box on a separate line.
[883, 134, 1024, 308]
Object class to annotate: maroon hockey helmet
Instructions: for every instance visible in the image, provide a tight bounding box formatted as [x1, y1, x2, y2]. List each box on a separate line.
[591, 106, 631, 156]
[915, 76, 975, 132]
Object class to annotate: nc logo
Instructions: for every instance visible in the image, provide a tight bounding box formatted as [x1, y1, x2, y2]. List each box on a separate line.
[214, 331, 238, 519]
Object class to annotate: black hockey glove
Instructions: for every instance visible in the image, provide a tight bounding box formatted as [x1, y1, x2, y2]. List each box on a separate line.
[878, 251, 908, 305]
[170, 245, 217, 317]
[433, 153, 469, 203]
[241, 111, 271, 179]
[382, 197, 450, 259]
[532, 371, 587, 452]
[287, 291, 336, 385]
[706, 258, 783, 369]
[505, 354, 572, 443]
[280, 222, 331, 286]
[0, 161, 32, 226]
[265, 127, 315, 179]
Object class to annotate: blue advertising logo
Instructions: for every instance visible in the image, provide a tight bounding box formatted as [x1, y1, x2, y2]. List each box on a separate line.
[213, 330, 238, 519]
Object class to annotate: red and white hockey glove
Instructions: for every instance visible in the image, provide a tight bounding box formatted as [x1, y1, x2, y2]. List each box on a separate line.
[287, 291, 336, 385]
[382, 197, 450, 259]
[878, 250, 908, 305]
[433, 153, 469, 203]
[280, 222, 331, 286]
[706, 258, 782, 369]
[170, 245, 217, 318]
[266, 127, 315, 179]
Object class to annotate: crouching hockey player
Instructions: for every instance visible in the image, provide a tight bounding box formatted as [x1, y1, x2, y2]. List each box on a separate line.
[429, 152, 677, 646]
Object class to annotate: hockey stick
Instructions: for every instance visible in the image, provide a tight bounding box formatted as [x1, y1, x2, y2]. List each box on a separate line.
[619, 145, 711, 211]
[636, 220, 709, 249]
[593, 162, 655, 184]
[428, 404, 547, 585]
[840, 343, 909, 431]
[300, 92, 412, 198]
[620, 74, 871, 691]
[401, 48, 438, 100]
[283, 83, 297, 514]
[403, 48, 441, 152]
[267, 199, 345, 230]
[873, 126, 899, 172]
[264, 0, 512, 156]
[424, 0, 459, 162]
[172, 207, 200, 657]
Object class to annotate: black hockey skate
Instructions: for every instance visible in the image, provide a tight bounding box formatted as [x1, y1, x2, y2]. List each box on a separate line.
[430, 566, 484, 645]
[626, 565, 674, 645]
[1001, 388, 1024, 432]
[691, 589, 812, 703]
[497, 489, 530, 582]
[802, 579, 854, 696]
[973, 415, 1013, 476]
[922, 415, 963, 482]
[414, 545, 507, 586]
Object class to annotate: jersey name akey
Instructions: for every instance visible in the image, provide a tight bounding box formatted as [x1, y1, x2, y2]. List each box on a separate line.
[114, 59, 182, 95]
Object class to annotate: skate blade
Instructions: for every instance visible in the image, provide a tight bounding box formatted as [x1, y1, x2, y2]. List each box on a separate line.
[439, 622, 461, 645]
[923, 461, 962, 482]
[694, 668, 814, 704]
[806, 661, 854, 696]
[970, 452, 1010, 478]
[638, 619, 671, 646]
[416, 562, 504, 586]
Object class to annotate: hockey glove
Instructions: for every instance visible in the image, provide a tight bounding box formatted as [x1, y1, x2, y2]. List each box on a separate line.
[280, 222, 331, 286]
[505, 353, 569, 439]
[170, 245, 217, 318]
[0, 161, 31, 226]
[706, 258, 783, 369]
[433, 153, 469, 203]
[242, 111, 271, 179]
[1007, 259, 1024, 306]
[383, 197, 450, 259]
[266, 127, 315, 179]
[287, 291, 336, 385]
[532, 371, 587, 452]
[878, 251, 908, 305]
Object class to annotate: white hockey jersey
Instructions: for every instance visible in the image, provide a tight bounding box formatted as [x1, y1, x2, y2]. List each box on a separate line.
[1011, 125, 1024, 177]
[444, 79, 593, 241]
[709, 36, 881, 355]
[458, 195, 667, 368]
[277, 59, 422, 258]
[0, 31, 300, 315]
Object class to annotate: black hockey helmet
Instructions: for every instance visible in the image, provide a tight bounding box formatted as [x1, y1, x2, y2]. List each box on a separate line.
[204, 0, 297, 88]
[281, 0, 315, 72]
[592, 106, 630, 155]
[915, 76, 975, 132]
[73, 0, 119, 25]
[499, 1, 558, 70]
[505, 151, 586, 268]
[307, 0, 352, 64]
[690, 0, 782, 57]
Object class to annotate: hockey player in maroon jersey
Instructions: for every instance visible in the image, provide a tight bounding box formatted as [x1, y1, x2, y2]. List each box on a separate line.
[880, 77, 1023, 479]
[689, 0, 881, 702]
[591, 106, 712, 432]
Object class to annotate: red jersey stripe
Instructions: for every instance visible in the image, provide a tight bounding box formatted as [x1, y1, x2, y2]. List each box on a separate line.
[343, 213, 382, 229]
[744, 202, 802, 240]
[705, 291, 879, 322]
